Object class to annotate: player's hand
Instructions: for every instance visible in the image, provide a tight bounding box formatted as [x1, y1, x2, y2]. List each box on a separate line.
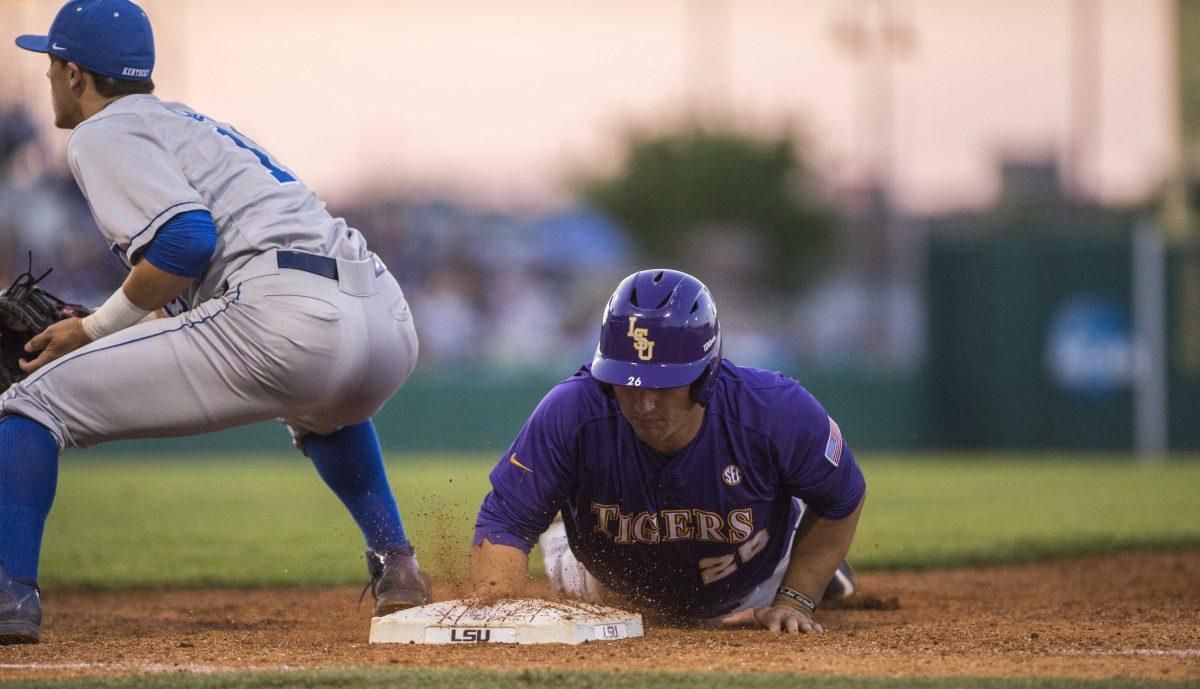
[21, 318, 91, 373]
[723, 601, 825, 634]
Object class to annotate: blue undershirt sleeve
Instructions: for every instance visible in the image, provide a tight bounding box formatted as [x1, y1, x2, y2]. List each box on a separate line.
[138, 210, 217, 279]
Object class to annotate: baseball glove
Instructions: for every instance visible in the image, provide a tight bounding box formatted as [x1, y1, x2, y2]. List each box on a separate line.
[0, 257, 91, 392]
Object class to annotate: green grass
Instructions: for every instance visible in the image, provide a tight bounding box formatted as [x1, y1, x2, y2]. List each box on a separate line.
[854, 453, 1200, 569]
[38, 452, 1200, 589]
[3, 669, 1192, 689]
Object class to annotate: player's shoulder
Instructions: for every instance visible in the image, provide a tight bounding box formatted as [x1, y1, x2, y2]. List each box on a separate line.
[534, 365, 615, 424]
[67, 111, 136, 161]
[67, 95, 170, 159]
[522, 366, 619, 443]
[710, 360, 828, 439]
[70, 95, 200, 140]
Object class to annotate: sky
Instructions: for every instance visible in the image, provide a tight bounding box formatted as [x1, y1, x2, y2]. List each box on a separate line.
[3, 0, 1181, 212]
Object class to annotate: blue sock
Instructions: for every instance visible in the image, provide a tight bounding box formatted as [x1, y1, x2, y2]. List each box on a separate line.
[0, 415, 59, 583]
[303, 420, 409, 552]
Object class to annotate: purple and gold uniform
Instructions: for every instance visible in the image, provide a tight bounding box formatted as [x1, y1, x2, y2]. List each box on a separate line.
[473, 360, 865, 621]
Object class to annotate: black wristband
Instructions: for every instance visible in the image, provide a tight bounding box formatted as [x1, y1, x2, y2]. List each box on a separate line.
[776, 586, 817, 613]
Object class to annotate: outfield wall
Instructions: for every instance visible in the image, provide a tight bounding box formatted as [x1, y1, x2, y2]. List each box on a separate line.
[88, 367, 927, 457]
[87, 235, 1199, 456]
[926, 235, 1200, 450]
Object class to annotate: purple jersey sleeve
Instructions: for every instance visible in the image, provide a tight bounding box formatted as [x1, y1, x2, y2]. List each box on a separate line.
[473, 378, 590, 553]
[775, 386, 866, 520]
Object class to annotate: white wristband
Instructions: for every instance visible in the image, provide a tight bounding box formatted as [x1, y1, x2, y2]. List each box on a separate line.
[80, 288, 151, 342]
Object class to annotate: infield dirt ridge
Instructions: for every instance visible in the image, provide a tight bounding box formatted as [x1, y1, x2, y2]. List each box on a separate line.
[0, 551, 1196, 682]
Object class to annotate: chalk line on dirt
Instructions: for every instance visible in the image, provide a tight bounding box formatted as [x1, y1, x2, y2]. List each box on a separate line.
[0, 662, 301, 674]
[1076, 649, 1200, 658]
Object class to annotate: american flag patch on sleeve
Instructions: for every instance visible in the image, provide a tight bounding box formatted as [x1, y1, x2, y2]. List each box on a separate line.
[824, 417, 844, 467]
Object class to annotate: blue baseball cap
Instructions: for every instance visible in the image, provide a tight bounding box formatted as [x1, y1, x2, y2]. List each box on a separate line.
[15, 0, 154, 82]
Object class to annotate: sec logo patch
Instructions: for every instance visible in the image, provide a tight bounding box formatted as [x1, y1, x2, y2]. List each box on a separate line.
[722, 464, 743, 487]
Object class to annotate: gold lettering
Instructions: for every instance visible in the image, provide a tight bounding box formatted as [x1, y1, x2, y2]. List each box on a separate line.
[737, 528, 769, 563]
[692, 509, 728, 542]
[661, 509, 694, 541]
[626, 316, 656, 361]
[631, 512, 662, 544]
[615, 512, 634, 544]
[591, 503, 619, 536]
[698, 554, 738, 585]
[592, 505, 757, 547]
[727, 508, 754, 542]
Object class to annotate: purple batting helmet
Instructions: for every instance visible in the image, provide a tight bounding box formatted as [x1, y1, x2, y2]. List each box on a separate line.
[591, 269, 722, 405]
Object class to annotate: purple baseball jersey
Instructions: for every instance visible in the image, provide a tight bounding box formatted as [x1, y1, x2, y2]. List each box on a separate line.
[473, 360, 866, 620]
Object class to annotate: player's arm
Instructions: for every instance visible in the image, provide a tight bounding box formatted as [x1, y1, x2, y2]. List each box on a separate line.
[469, 539, 529, 598]
[468, 383, 582, 597]
[762, 493, 864, 633]
[470, 490, 541, 597]
[21, 116, 214, 372]
[469, 478, 568, 598]
[734, 391, 868, 634]
[21, 212, 216, 372]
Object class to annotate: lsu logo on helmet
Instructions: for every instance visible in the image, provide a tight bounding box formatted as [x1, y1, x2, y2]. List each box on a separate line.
[626, 317, 655, 361]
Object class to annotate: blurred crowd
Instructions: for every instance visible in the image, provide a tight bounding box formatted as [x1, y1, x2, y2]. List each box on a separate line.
[1, 103, 906, 376]
[0, 104, 644, 374]
[338, 199, 635, 373]
[0, 105, 130, 303]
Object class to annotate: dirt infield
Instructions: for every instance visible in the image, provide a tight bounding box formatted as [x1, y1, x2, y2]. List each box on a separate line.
[1, 551, 1197, 682]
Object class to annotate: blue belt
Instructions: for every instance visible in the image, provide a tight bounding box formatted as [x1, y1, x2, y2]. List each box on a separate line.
[277, 251, 338, 280]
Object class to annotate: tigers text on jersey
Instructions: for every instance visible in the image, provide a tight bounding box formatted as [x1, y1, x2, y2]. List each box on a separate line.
[473, 360, 866, 620]
[65, 94, 370, 310]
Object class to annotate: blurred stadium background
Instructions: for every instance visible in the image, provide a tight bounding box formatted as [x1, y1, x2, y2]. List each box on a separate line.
[1, 0, 1198, 459]
[3, 7, 1200, 688]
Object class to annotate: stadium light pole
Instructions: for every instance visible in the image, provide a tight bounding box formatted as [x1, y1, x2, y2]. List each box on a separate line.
[683, 0, 734, 122]
[1132, 222, 1169, 463]
[1068, 0, 1103, 201]
[830, 0, 916, 364]
[1160, 0, 1193, 242]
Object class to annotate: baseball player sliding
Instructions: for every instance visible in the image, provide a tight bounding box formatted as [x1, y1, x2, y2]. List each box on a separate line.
[0, 0, 430, 644]
[471, 269, 865, 633]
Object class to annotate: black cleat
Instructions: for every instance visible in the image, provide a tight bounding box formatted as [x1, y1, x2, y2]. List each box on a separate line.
[0, 561, 40, 645]
[362, 546, 432, 617]
[823, 561, 857, 601]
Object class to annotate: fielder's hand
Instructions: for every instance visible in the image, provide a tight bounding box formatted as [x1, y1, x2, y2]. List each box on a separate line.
[21, 317, 90, 373]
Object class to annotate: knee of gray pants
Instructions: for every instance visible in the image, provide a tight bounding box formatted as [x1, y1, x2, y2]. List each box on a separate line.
[0, 384, 70, 451]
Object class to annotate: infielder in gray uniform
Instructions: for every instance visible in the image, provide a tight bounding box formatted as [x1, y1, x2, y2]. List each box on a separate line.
[0, 0, 430, 644]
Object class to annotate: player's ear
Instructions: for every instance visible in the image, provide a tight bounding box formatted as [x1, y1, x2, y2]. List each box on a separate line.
[65, 62, 87, 95]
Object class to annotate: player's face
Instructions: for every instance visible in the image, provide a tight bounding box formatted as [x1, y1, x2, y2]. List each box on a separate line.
[612, 384, 704, 455]
[46, 58, 85, 130]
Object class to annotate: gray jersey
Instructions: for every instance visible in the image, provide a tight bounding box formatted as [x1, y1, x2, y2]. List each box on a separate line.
[66, 94, 370, 310]
[4, 93, 419, 449]
[2, 92, 418, 450]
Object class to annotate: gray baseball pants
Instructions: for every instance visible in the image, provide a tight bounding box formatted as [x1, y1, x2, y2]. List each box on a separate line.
[0, 250, 418, 450]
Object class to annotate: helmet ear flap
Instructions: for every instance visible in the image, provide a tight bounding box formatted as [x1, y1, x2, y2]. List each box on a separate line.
[689, 354, 722, 407]
[688, 368, 707, 404]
